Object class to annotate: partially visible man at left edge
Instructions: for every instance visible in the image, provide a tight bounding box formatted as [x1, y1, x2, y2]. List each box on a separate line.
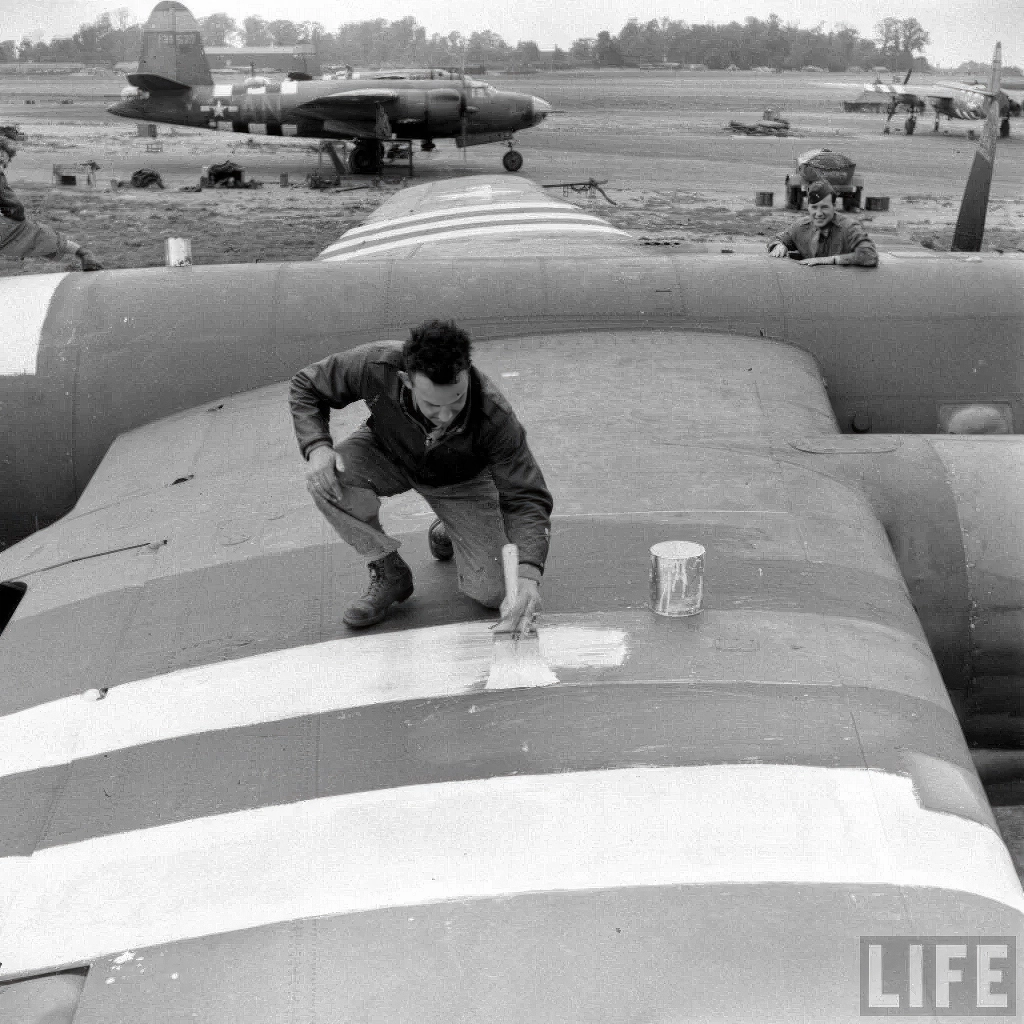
[290, 319, 552, 634]
[0, 137, 103, 271]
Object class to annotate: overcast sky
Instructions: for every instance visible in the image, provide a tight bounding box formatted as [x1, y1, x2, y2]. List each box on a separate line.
[1, 0, 1019, 68]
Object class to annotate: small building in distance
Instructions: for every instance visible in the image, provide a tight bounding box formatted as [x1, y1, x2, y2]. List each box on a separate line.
[205, 44, 319, 77]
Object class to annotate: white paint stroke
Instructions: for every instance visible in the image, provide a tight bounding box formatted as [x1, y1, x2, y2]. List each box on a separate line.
[318, 222, 629, 262]
[0, 623, 628, 780]
[0, 765, 1020, 978]
[0, 273, 66, 375]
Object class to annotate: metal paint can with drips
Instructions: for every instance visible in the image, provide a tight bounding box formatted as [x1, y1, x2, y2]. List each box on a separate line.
[649, 541, 705, 617]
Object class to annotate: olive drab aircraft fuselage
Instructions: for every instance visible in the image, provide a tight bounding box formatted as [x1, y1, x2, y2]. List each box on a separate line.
[106, 1, 551, 173]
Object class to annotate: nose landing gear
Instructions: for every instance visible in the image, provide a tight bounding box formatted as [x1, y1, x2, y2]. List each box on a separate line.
[502, 142, 523, 173]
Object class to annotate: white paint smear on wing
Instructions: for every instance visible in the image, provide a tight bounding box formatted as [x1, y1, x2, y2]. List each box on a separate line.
[0, 622, 628, 778]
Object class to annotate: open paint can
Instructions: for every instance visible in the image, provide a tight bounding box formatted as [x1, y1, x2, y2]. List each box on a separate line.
[650, 540, 705, 617]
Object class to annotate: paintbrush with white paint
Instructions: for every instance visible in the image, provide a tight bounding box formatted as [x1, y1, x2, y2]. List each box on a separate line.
[487, 543, 558, 689]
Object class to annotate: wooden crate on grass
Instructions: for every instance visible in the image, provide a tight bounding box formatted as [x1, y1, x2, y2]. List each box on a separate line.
[52, 163, 97, 187]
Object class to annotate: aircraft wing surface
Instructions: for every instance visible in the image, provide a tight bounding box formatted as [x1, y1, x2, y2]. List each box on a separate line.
[294, 87, 401, 112]
[316, 174, 636, 261]
[932, 80, 996, 98]
[860, 83, 923, 102]
[1, 328, 1021, 1020]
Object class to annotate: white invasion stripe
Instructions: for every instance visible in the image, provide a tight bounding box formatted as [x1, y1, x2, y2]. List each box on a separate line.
[212, 83, 234, 97]
[0, 273, 67, 376]
[321, 211, 615, 255]
[330, 206, 595, 248]
[246, 86, 267, 94]
[0, 623, 628, 780]
[0, 766, 1020, 976]
[281, 80, 298, 94]
[319, 222, 631, 262]
[344, 200, 578, 238]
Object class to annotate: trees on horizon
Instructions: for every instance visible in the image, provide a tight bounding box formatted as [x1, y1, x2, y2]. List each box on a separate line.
[3, 10, 1007, 74]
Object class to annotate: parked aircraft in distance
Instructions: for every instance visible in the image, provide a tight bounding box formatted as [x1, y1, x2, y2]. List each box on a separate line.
[106, 0, 552, 173]
[861, 60, 1023, 135]
[0, 49, 1021, 1024]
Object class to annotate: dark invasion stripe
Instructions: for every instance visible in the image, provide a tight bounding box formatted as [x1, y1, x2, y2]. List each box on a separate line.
[20, 884, 1017, 1015]
[0, 520, 923, 716]
[2, 682, 977, 855]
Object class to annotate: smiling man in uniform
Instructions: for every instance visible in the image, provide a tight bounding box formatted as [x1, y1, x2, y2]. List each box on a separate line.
[290, 319, 552, 633]
[768, 180, 878, 268]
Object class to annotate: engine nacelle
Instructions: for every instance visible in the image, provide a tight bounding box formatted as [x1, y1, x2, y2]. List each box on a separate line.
[790, 435, 1023, 740]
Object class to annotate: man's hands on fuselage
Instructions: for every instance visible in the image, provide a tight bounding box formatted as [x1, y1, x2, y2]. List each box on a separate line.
[493, 577, 542, 638]
[769, 243, 789, 258]
[305, 444, 344, 480]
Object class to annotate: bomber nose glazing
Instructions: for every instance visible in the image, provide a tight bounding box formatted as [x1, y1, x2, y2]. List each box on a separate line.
[530, 97, 552, 123]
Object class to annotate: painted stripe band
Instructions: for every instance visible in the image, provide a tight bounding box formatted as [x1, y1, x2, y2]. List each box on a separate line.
[319, 222, 630, 261]
[7, 680, 981, 854]
[342, 201, 581, 238]
[0, 765, 1019, 977]
[0, 273, 66, 375]
[320, 211, 618, 255]
[0, 622, 627, 780]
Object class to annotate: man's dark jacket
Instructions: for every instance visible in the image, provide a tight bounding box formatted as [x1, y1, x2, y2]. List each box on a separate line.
[289, 341, 552, 574]
[0, 171, 25, 222]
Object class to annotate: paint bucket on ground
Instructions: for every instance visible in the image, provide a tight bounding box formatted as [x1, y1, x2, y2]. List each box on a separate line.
[754, 191, 774, 207]
[164, 237, 192, 267]
[864, 196, 890, 211]
[650, 541, 705, 617]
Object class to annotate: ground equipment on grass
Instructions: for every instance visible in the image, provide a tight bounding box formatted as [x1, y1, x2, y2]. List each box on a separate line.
[785, 148, 864, 211]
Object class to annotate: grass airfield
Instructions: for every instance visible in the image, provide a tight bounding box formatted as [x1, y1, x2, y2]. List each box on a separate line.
[0, 68, 1020, 274]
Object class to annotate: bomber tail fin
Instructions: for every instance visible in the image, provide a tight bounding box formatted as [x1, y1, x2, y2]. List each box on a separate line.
[127, 1, 212, 92]
[951, 42, 1001, 252]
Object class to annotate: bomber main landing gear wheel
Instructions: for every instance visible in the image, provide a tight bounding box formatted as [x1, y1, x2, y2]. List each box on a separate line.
[502, 149, 524, 172]
[350, 141, 383, 174]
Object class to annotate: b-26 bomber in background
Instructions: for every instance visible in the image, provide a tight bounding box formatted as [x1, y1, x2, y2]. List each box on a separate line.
[107, 0, 552, 173]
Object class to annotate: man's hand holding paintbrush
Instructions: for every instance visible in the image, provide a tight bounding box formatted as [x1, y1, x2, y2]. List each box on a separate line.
[492, 543, 543, 638]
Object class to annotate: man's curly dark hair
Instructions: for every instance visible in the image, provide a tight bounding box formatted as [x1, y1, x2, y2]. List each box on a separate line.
[403, 320, 472, 385]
